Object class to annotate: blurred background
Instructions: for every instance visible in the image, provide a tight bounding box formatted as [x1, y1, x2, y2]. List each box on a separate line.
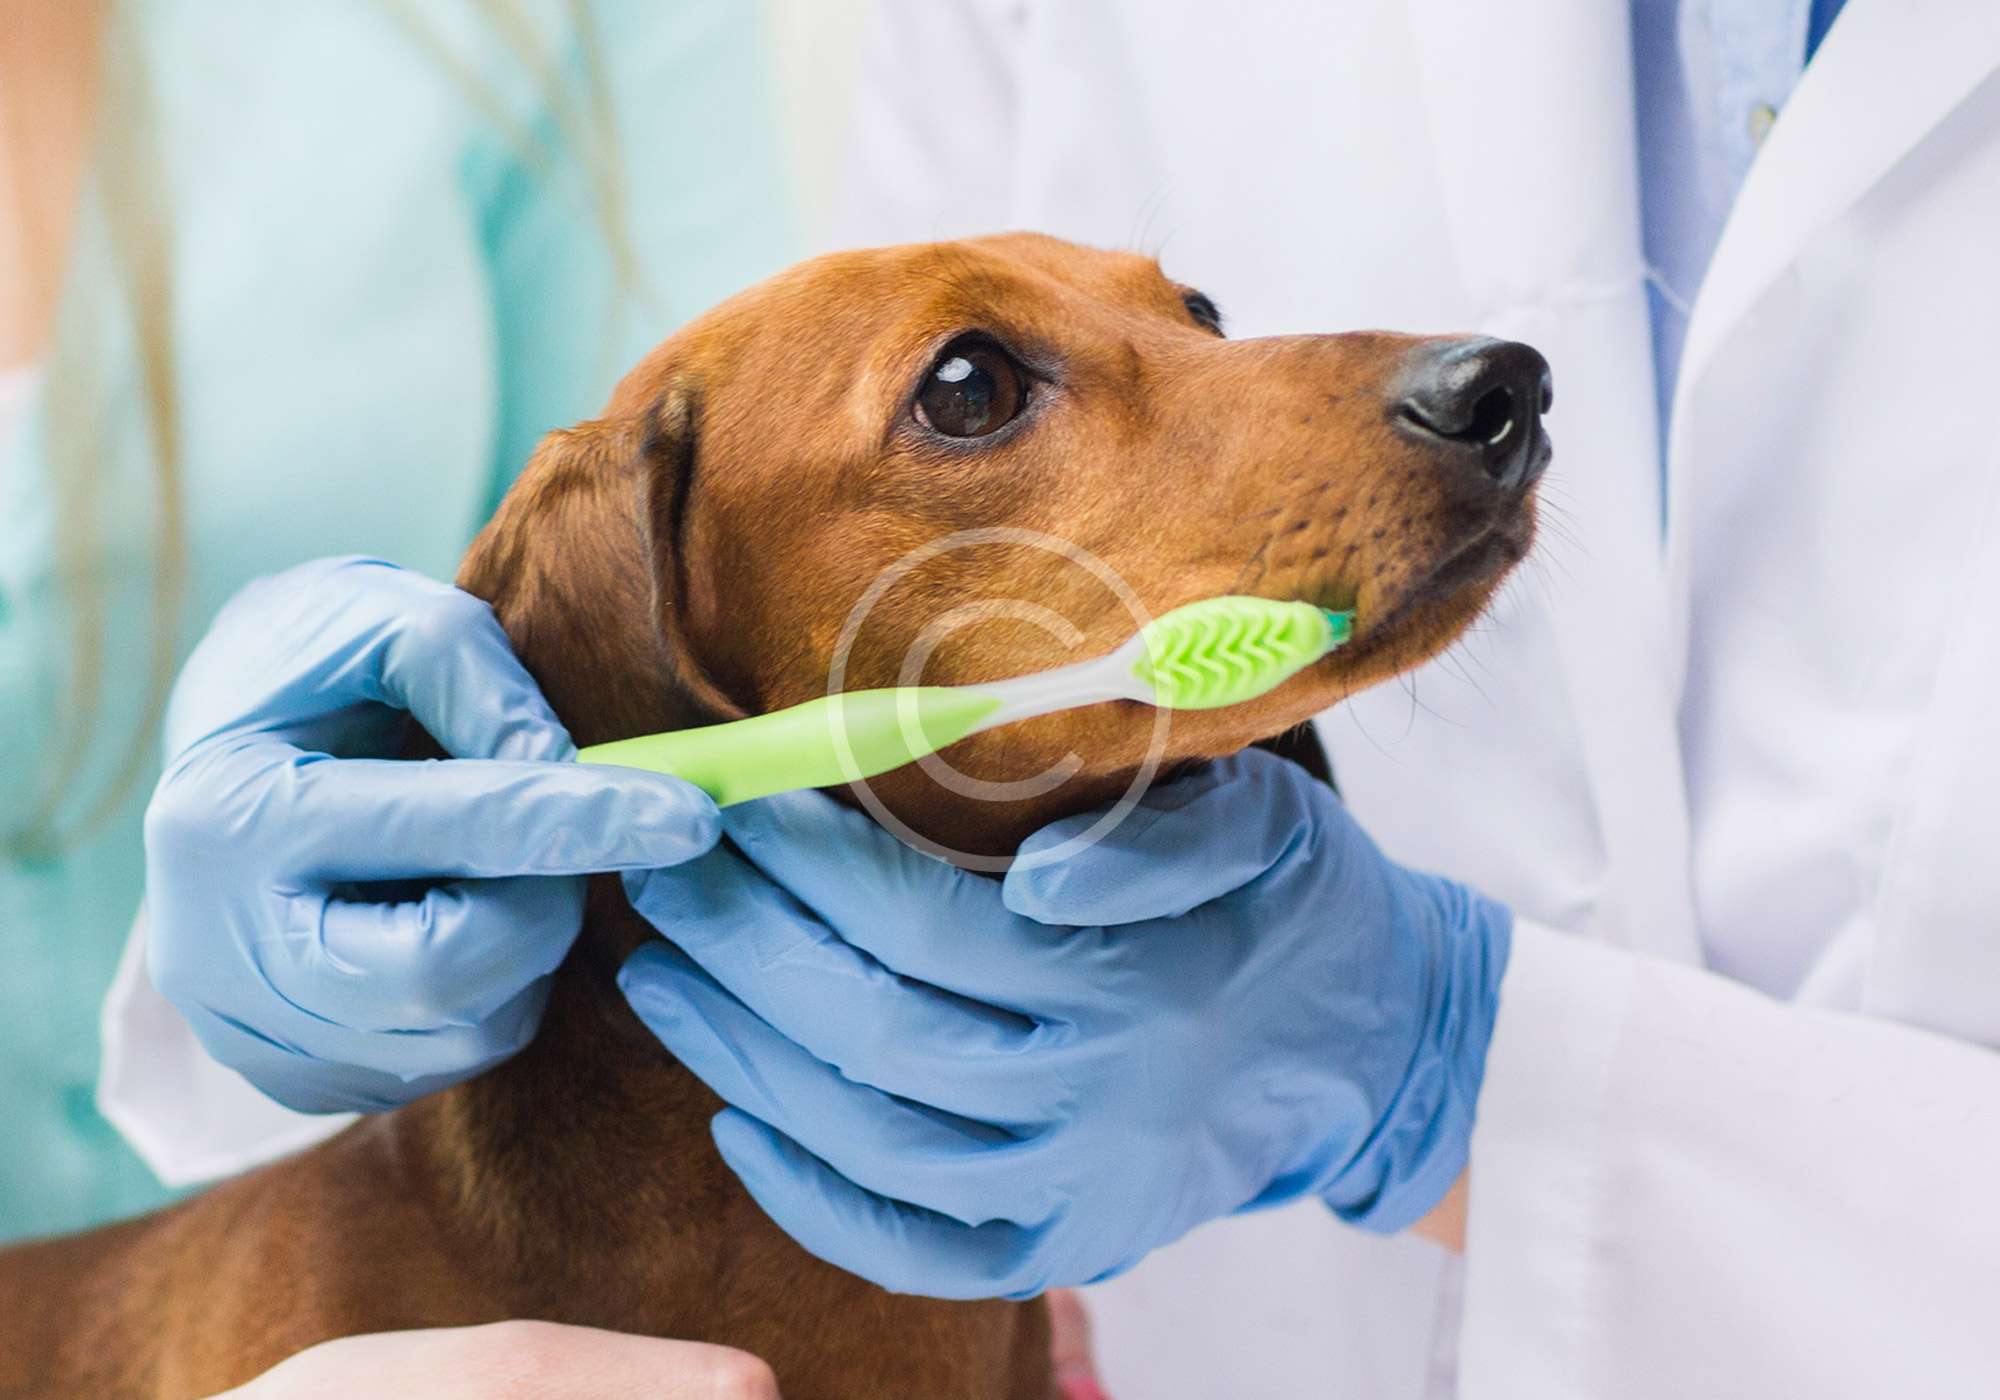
[0, 0, 875, 1245]
[764, 0, 868, 248]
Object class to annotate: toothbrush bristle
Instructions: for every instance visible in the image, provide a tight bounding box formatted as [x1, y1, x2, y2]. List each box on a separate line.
[1131, 597, 1350, 710]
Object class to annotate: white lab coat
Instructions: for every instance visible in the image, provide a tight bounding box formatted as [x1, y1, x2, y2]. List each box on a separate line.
[820, 1, 2000, 1396]
[103, 2, 2000, 1396]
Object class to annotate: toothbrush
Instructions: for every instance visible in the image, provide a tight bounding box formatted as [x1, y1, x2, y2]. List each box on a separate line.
[575, 596, 1354, 807]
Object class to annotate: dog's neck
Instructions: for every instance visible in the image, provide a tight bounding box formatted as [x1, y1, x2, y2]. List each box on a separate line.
[421, 519, 1137, 1303]
[842, 764, 1142, 861]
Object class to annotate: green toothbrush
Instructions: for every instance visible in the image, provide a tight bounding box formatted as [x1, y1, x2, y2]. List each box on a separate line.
[576, 596, 1354, 806]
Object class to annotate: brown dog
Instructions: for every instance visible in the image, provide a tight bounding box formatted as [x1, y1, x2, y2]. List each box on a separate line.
[0, 233, 1546, 1398]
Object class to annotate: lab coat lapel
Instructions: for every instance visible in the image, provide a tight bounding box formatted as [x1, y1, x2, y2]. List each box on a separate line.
[1408, 1, 1699, 960]
[1665, 1, 2000, 663]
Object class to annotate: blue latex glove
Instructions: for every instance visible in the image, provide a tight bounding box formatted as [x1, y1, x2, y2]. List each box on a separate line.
[144, 556, 720, 1113]
[620, 748, 1510, 1299]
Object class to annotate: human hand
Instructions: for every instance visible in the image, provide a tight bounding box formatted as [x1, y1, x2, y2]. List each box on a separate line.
[1047, 1290, 1111, 1400]
[619, 747, 1509, 1298]
[216, 1320, 778, 1399]
[146, 557, 719, 1113]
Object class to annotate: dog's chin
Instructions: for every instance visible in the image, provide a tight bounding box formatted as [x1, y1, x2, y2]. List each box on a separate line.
[1304, 516, 1533, 698]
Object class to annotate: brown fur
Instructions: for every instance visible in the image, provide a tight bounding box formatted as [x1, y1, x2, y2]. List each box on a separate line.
[0, 234, 1537, 1398]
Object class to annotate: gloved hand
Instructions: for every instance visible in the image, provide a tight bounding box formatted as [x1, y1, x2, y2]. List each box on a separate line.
[619, 747, 1510, 1299]
[145, 556, 719, 1113]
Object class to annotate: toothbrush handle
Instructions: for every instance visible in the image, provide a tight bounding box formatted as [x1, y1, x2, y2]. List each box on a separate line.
[574, 687, 1001, 807]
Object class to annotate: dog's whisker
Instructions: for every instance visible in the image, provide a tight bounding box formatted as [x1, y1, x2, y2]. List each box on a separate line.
[1398, 668, 1466, 731]
[1341, 693, 1406, 765]
[1227, 533, 1276, 594]
[1223, 504, 1286, 537]
[1436, 642, 1497, 713]
[1390, 673, 1427, 743]
[1129, 184, 1174, 256]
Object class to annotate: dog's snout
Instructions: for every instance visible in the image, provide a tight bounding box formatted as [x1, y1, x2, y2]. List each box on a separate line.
[1396, 338, 1552, 491]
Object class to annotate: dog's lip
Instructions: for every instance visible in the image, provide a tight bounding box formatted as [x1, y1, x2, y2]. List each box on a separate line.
[1321, 514, 1526, 661]
[1410, 524, 1516, 605]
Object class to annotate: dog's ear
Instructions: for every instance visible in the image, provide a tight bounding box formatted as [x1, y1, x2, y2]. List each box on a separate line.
[457, 382, 741, 748]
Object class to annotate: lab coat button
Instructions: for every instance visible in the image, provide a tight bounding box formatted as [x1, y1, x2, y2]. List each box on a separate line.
[1748, 103, 1778, 145]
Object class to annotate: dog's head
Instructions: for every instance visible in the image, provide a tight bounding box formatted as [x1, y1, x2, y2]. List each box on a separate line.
[463, 233, 1547, 854]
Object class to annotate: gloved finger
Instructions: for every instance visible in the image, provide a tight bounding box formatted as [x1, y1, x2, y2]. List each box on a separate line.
[1004, 748, 1321, 925]
[168, 559, 569, 763]
[701, 791, 1094, 1010]
[710, 1108, 1051, 1300]
[623, 939, 1069, 1144]
[189, 1029, 426, 1113]
[275, 750, 719, 882]
[194, 1025, 517, 1113]
[260, 875, 580, 1034]
[629, 944, 1059, 1227]
[622, 854, 1069, 1116]
[175, 976, 550, 1111]
[359, 565, 579, 763]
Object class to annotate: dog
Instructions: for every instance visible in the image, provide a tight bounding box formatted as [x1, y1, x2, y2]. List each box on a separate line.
[0, 233, 1547, 1398]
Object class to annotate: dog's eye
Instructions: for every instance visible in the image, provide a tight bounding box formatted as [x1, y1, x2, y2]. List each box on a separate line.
[914, 337, 1028, 438]
[1182, 290, 1224, 335]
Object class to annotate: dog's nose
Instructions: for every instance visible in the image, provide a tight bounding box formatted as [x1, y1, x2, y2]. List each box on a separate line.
[1396, 338, 1552, 491]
